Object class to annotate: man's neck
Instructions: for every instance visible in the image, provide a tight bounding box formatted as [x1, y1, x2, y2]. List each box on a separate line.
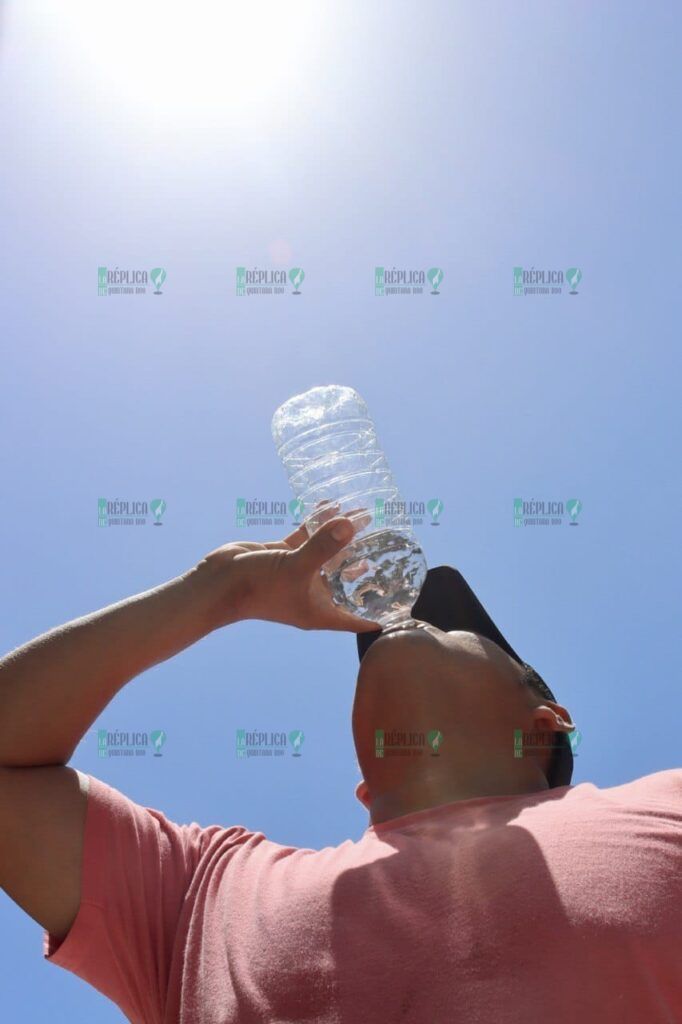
[368, 766, 550, 825]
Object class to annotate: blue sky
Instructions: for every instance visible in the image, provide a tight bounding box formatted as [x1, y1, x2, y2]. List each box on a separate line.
[1, 1, 681, 1019]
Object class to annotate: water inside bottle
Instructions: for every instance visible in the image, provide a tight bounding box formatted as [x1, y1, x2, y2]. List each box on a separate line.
[324, 529, 427, 627]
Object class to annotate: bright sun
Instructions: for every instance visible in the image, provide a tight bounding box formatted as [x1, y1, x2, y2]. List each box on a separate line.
[51, 1, 327, 125]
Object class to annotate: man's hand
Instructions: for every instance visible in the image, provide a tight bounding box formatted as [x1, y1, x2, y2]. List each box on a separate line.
[198, 508, 381, 633]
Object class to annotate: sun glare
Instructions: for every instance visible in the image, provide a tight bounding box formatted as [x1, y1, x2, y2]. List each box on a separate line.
[50, 1, 326, 125]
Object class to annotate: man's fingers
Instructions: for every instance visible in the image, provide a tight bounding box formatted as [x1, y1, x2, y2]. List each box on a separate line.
[314, 500, 341, 525]
[282, 502, 337, 549]
[318, 509, 372, 573]
[282, 523, 309, 549]
[292, 517, 355, 575]
[282, 503, 372, 551]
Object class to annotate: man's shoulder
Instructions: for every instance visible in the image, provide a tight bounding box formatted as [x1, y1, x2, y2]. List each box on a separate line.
[598, 767, 682, 805]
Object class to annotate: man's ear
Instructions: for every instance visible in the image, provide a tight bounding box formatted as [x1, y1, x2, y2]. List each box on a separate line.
[531, 700, 575, 733]
[355, 780, 370, 809]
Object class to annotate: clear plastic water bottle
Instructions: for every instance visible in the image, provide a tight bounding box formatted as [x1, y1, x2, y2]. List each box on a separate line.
[271, 385, 428, 627]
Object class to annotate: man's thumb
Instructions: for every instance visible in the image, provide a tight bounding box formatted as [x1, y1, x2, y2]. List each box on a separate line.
[296, 517, 354, 571]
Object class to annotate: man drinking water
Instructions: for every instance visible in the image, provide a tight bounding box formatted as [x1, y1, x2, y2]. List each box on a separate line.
[1, 515, 680, 1022]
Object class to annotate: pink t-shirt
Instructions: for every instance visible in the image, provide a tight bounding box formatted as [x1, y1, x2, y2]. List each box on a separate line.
[45, 769, 682, 1023]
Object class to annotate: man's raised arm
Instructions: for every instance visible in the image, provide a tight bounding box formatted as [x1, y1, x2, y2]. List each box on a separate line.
[0, 514, 370, 768]
[0, 514, 376, 938]
[0, 566, 235, 769]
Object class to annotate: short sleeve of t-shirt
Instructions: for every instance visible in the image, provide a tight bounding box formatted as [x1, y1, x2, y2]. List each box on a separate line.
[43, 773, 245, 1023]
